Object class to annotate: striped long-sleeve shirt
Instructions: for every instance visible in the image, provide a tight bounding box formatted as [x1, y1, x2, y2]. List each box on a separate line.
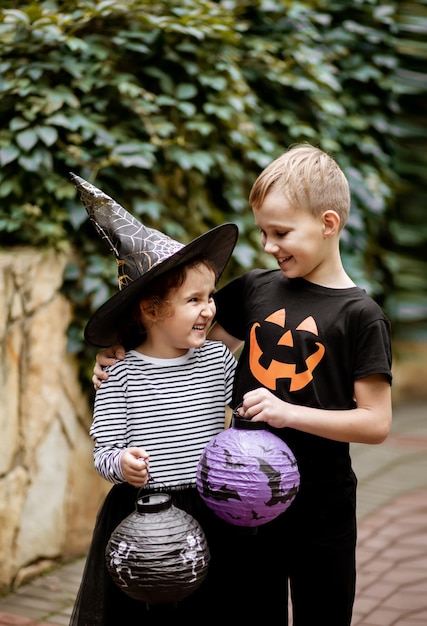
[90, 341, 237, 487]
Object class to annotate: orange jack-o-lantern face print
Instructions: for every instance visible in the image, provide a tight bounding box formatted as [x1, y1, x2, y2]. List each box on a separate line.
[249, 309, 325, 392]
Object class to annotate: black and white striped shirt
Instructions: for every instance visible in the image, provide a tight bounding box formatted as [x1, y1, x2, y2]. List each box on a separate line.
[91, 341, 237, 487]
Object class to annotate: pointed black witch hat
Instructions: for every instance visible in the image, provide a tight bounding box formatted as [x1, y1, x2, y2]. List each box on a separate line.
[70, 173, 238, 347]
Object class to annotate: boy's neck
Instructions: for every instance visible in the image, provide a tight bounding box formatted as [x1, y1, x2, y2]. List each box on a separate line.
[303, 275, 356, 289]
[300, 262, 356, 289]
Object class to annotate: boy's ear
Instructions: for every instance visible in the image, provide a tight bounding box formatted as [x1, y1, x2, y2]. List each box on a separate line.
[322, 210, 341, 236]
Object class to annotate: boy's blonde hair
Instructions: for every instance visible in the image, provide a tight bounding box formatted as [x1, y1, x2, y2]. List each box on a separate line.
[249, 143, 350, 230]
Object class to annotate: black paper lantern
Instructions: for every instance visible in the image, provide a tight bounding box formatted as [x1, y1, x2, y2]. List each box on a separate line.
[196, 417, 300, 527]
[105, 492, 210, 605]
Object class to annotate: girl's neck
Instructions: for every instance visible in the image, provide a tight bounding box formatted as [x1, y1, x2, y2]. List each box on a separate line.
[134, 338, 189, 360]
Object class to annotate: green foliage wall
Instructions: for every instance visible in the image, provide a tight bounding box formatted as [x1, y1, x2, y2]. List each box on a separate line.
[0, 0, 425, 384]
[390, 0, 427, 340]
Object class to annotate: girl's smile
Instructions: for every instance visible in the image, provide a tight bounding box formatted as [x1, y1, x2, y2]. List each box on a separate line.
[137, 263, 217, 359]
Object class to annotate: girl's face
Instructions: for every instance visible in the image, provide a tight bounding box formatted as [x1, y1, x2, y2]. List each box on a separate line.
[253, 188, 337, 284]
[142, 263, 217, 358]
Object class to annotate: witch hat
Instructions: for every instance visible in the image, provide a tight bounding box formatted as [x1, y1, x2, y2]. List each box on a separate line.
[70, 173, 238, 347]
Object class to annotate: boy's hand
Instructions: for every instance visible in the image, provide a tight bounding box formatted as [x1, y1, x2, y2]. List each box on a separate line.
[92, 345, 126, 390]
[120, 447, 150, 488]
[241, 387, 288, 429]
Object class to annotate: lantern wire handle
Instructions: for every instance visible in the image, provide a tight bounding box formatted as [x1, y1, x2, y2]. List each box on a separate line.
[232, 403, 250, 420]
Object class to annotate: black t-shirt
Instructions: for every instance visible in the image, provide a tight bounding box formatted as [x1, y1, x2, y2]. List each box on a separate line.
[214, 269, 392, 483]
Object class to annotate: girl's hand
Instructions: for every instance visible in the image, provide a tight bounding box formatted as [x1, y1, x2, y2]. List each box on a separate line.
[120, 447, 150, 487]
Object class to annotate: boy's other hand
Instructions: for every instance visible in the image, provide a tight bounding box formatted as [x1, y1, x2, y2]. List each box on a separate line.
[92, 345, 126, 390]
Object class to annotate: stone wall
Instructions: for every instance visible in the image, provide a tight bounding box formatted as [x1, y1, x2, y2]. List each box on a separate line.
[0, 248, 110, 595]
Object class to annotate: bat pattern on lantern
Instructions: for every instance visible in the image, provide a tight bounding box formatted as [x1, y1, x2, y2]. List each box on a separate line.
[280, 448, 299, 466]
[224, 448, 246, 468]
[256, 458, 300, 507]
[250, 509, 266, 522]
[198, 449, 242, 502]
[259, 443, 298, 464]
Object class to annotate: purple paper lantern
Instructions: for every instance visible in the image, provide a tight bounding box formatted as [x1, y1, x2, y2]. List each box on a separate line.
[105, 492, 210, 605]
[196, 417, 300, 527]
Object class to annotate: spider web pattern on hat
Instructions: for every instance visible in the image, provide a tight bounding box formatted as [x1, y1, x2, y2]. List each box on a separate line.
[70, 173, 183, 289]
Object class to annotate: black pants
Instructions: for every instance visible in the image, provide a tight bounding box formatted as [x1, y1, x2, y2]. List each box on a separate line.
[224, 477, 357, 624]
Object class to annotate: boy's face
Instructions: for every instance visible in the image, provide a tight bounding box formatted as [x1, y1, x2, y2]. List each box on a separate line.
[253, 189, 337, 283]
[147, 263, 217, 357]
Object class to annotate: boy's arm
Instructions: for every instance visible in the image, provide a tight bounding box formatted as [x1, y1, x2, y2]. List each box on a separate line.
[350, 375, 392, 443]
[239, 374, 392, 445]
[208, 321, 243, 354]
